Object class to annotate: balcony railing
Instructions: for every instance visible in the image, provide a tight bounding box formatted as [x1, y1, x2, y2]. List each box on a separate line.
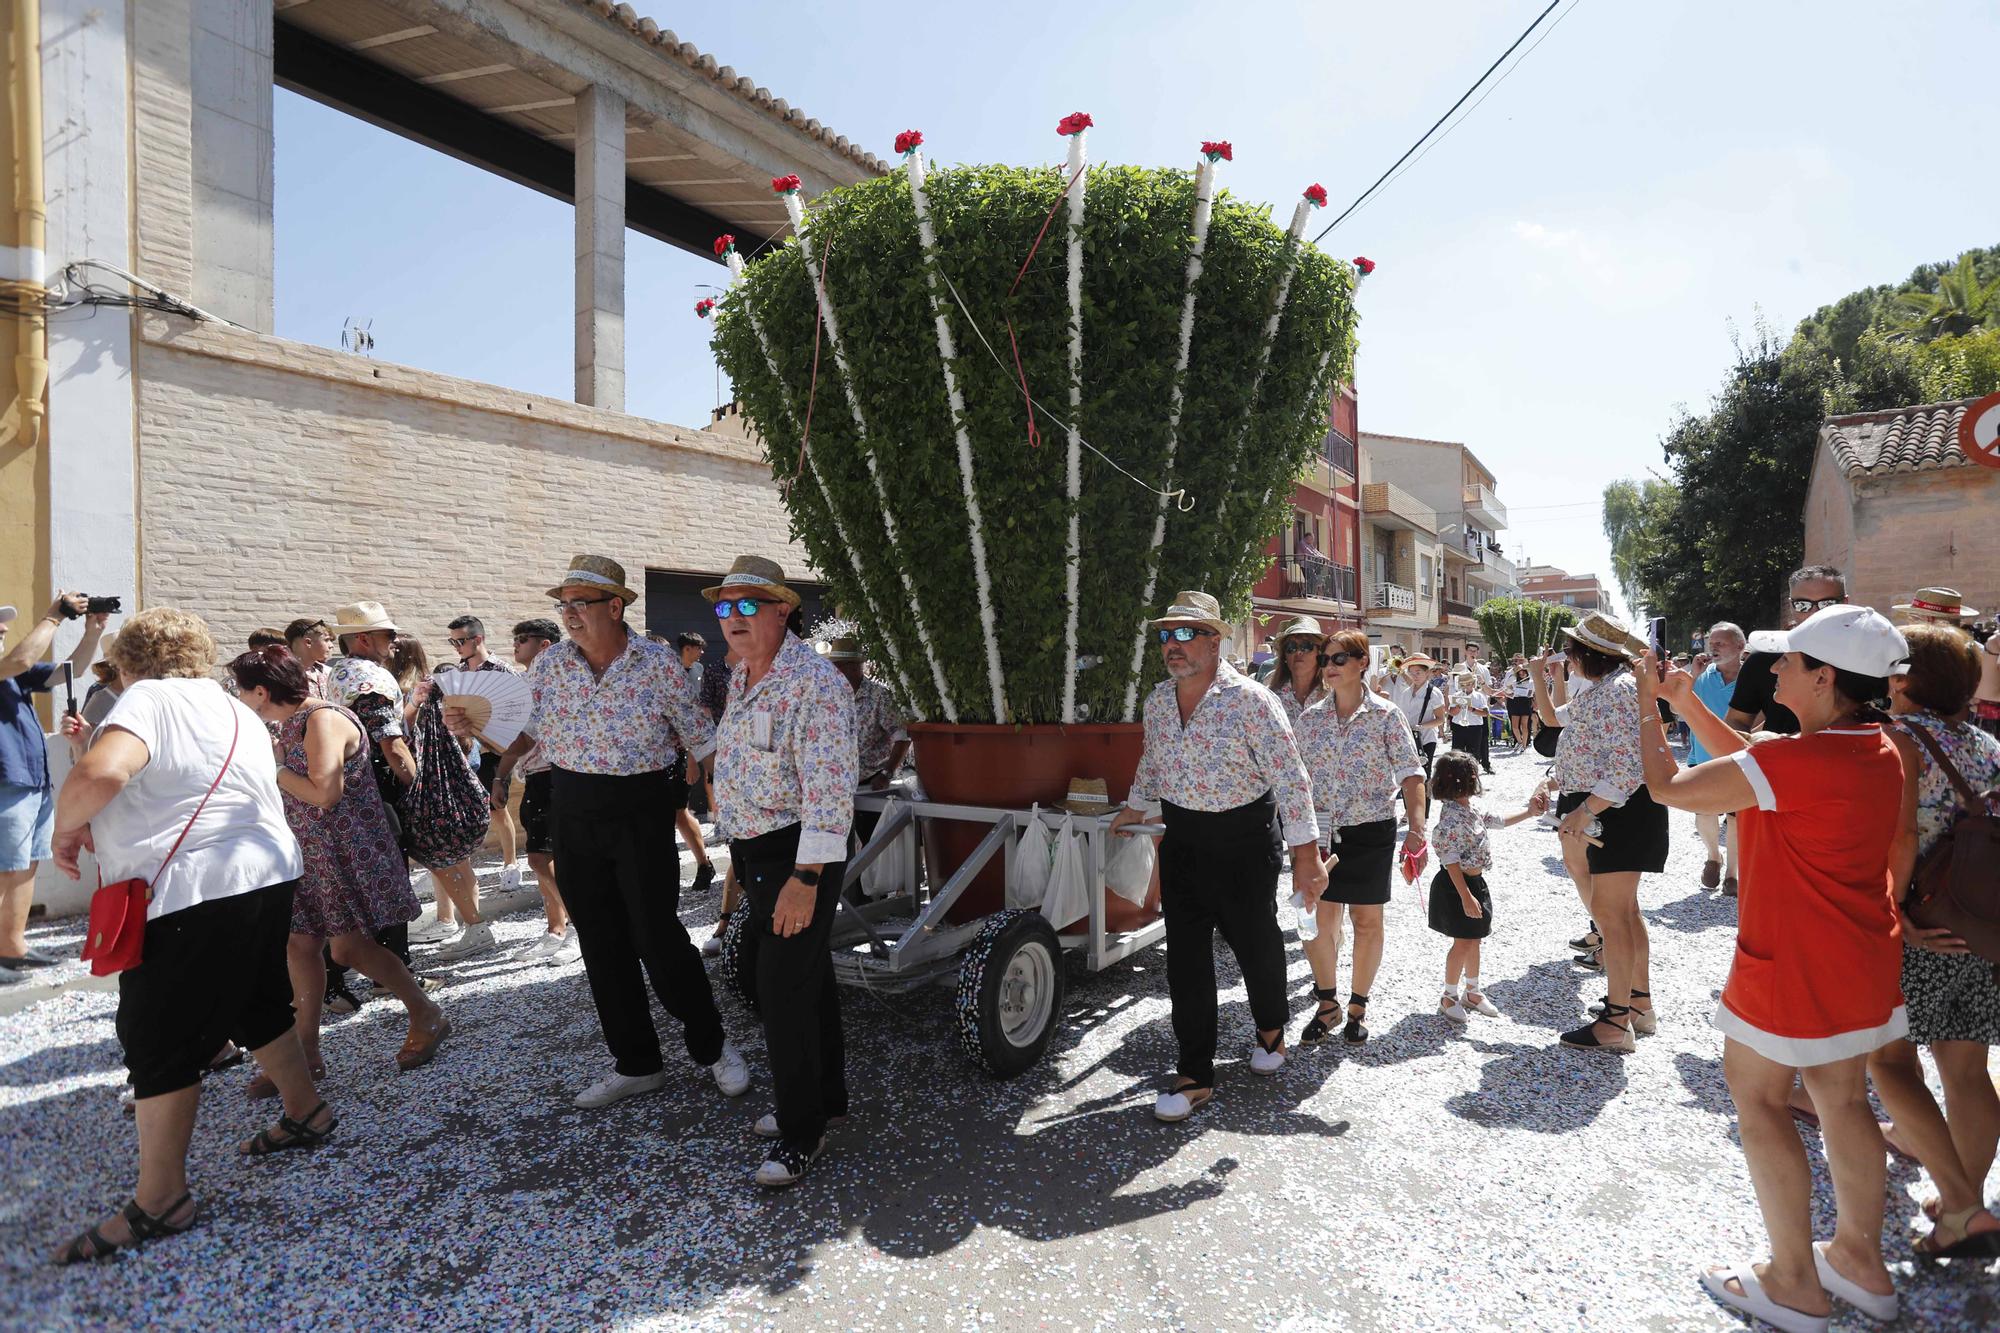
[1285, 554, 1358, 605]
[1326, 432, 1357, 478]
[1370, 582, 1417, 612]
[1443, 597, 1480, 619]
[1463, 482, 1507, 529]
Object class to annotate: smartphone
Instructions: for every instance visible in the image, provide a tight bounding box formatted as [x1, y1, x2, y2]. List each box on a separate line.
[61, 663, 78, 718]
[1648, 617, 1667, 680]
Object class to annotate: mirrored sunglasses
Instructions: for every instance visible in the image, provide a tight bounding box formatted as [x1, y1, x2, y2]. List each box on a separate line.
[714, 598, 779, 620]
[1156, 626, 1216, 644]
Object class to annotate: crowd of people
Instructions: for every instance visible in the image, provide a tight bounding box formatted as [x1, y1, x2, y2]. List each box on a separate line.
[4, 559, 1996, 1327]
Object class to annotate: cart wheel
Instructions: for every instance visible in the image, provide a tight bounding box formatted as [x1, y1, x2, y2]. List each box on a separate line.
[717, 905, 759, 1013]
[955, 909, 1064, 1078]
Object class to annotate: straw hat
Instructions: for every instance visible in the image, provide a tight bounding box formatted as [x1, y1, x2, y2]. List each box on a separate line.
[1399, 652, 1439, 669]
[1149, 590, 1229, 637]
[1271, 615, 1327, 646]
[1061, 777, 1115, 816]
[331, 600, 399, 637]
[702, 554, 802, 609]
[545, 554, 639, 604]
[819, 636, 864, 662]
[1892, 587, 1978, 624]
[1561, 611, 1649, 659]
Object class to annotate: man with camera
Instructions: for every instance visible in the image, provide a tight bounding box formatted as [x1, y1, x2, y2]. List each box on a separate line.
[0, 591, 113, 982]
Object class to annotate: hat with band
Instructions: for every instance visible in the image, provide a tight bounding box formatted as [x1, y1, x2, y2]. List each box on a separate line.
[331, 600, 399, 637]
[1271, 616, 1327, 646]
[702, 554, 802, 609]
[1756, 604, 1909, 679]
[546, 554, 639, 604]
[1892, 587, 1978, 623]
[1149, 591, 1229, 637]
[1560, 611, 1650, 659]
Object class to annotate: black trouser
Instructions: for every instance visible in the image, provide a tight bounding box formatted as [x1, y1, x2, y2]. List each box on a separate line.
[1159, 794, 1289, 1088]
[733, 823, 847, 1150]
[1416, 738, 1438, 780]
[552, 767, 724, 1076]
[1450, 722, 1492, 771]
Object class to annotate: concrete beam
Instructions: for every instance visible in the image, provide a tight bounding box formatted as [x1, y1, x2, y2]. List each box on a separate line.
[574, 84, 624, 412]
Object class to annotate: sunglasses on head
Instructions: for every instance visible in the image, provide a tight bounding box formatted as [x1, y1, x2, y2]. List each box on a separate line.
[1156, 626, 1216, 644]
[1790, 596, 1842, 614]
[714, 598, 780, 620]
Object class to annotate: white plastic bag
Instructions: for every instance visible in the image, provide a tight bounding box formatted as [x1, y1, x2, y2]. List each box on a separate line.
[1104, 828, 1155, 907]
[1040, 815, 1091, 931]
[1006, 804, 1056, 910]
[860, 800, 903, 899]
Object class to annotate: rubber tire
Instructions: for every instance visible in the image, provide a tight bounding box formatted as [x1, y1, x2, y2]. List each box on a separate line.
[716, 904, 760, 1014]
[955, 908, 1064, 1079]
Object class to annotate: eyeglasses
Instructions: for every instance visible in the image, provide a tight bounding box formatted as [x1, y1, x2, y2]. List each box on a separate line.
[1282, 639, 1320, 655]
[714, 598, 779, 620]
[1325, 651, 1360, 667]
[553, 596, 614, 614]
[1156, 627, 1217, 644]
[446, 636, 477, 647]
[1790, 596, 1842, 614]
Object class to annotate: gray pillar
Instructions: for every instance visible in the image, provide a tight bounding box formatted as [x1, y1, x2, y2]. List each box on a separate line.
[190, 0, 274, 329]
[574, 85, 625, 411]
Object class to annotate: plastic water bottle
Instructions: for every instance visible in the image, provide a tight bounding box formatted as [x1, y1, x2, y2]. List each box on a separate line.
[1290, 890, 1319, 941]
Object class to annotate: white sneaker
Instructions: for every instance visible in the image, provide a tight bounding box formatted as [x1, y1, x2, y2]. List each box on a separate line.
[409, 916, 455, 945]
[754, 1135, 827, 1188]
[513, 931, 566, 962]
[1462, 991, 1500, 1018]
[431, 921, 496, 961]
[709, 1040, 751, 1097]
[1248, 1043, 1286, 1076]
[1440, 996, 1469, 1024]
[547, 931, 581, 967]
[574, 1070, 666, 1109]
[753, 1111, 849, 1139]
[500, 864, 523, 892]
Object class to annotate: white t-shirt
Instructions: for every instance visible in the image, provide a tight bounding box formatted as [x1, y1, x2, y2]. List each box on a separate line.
[1385, 675, 1447, 745]
[1450, 689, 1489, 728]
[92, 679, 303, 921]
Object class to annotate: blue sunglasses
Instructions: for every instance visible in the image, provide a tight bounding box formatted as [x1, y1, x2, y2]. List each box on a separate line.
[1156, 627, 1216, 644]
[714, 598, 779, 619]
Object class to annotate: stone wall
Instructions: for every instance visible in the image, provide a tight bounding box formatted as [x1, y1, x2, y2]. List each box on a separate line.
[133, 318, 808, 649]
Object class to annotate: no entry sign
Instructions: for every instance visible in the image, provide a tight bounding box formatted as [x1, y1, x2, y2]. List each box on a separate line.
[1962, 391, 2000, 470]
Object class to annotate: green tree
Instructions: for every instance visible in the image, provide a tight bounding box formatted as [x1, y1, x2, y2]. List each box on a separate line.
[1601, 477, 1681, 619]
[1885, 252, 2000, 341]
[1474, 596, 1578, 662]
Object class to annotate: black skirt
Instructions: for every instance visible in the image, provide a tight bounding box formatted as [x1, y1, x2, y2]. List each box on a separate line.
[1587, 786, 1669, 875]
[1428, 867, 1492, 939]
[1322, 817, 1397, 905]
[1506, 696, 1535, 718]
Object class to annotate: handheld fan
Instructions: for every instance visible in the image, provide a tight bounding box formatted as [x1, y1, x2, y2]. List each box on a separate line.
[435, 669, 534, 750]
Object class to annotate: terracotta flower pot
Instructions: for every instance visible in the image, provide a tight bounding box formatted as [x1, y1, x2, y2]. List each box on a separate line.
[908, 723, 1161, 929]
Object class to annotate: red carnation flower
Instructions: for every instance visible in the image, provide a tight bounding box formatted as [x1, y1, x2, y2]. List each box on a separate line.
[894, 129, 923, 156]
[712, 233, 736, 258]
[1354, 256, 1376, 276]
[1303, 183, 1328, 208]
[1055, 111, 1094, 137]
[695, 298, 716, 318]
[1200, 140, 1233, 162]
[771, 174, 802, 194]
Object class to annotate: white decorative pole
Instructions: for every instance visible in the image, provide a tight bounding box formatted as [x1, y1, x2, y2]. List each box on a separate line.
[1122, 142, 1226, 721]
[716, 236, 920, 707]
[776, 174, 960, 721]
[902, 131, 1009, 723]
[1059, 120, 1088, 724]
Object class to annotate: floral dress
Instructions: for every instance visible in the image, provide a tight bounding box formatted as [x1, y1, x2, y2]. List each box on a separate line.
[280, 702, 419, 939]
[1892, 711, 2000, 1046]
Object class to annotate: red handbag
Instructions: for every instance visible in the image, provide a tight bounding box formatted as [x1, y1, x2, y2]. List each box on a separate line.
[80, 713, 239, 977]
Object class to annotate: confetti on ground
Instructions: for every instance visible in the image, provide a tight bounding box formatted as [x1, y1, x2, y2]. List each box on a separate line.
[1, 747, 1995, 1330]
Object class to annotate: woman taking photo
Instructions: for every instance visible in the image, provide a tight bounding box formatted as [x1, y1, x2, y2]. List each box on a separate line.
[228, 648, 450, 1083]
[1269, 617, 1327, 726]
[1294, 628, 1428, 1046]
[1639, 605, 1914, 1330]
[48, 609, 329, 1264]
[1532, 613, 1664, 1051]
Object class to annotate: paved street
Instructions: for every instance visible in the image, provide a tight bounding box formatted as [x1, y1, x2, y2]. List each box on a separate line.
[2, 739, 1996, 1331]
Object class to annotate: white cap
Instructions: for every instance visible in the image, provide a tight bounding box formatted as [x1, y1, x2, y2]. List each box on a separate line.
[0, 605, 15, 625]
[1755, 604, 1909, 678]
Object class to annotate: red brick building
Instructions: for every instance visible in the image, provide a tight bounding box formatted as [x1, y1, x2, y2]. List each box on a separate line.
[1519, 566, 1606, 612]
[1248, 384, 1364, 663]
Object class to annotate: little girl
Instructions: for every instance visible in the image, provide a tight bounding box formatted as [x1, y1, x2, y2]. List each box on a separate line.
[1427, 751, 1534, 1022]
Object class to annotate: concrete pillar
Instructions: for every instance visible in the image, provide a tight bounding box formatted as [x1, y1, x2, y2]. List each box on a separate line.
[190, 0, 273, 329]
[574, 85, 625, 412]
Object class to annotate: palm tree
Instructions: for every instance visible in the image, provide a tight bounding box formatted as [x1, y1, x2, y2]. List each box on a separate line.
[1885, 254, 2000, 342]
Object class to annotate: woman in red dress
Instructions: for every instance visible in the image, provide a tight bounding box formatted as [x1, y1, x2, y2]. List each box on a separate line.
[1634, 606, 1916, 1333]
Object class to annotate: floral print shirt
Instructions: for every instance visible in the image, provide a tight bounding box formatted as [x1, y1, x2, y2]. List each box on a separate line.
[1296, 690, 1424, 831]
[525, 631, 714, 776]
[1891, 710, 2000, 858]
[715, 633, 857, 864]
[851, 676, 907, 779]
[1271, 679, 1326, 728]
[1549, 666, 1645, 805]
[1432, 798, 1492, 874]
[1125, 663, 1319, 847]
[324, 656, 404, 742]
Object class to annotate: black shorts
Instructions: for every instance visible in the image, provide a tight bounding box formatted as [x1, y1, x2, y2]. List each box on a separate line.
[1559, 788, 1670, 875]
[477, 750, 499, 793]
[117, 881, 298, 1099]
[519, 769, 553, 856]
[1428, 868, 1492, 939]
[664, 751, 693, 812]
[1506, 696, 1535, 718]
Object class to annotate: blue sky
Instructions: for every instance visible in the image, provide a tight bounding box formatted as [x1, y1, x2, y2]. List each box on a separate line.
[275, 0, 2000, 617]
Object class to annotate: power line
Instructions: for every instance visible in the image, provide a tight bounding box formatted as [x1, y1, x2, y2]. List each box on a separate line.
[1311, 0, 1568, 244]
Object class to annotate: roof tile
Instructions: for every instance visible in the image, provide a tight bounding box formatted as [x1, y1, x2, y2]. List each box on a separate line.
[1822, 398, 1978, 478]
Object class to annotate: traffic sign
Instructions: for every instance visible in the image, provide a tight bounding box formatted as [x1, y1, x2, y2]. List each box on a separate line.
[1961, 391, 2000, 470]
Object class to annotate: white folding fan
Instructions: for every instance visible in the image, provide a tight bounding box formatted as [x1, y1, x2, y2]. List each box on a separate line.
[435, 669, 535, 750]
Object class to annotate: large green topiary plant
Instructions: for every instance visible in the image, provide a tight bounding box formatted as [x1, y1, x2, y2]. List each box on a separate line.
[710, 125, 1362, 725]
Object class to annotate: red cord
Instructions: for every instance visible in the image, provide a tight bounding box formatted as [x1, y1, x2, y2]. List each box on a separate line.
[791, 224, 837, 487]
[998, 163, 1089, 450]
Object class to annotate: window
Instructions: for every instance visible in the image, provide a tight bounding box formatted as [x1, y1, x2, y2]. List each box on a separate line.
[1562, 593, 1577, 605]
[1419, 555, 1433, 590]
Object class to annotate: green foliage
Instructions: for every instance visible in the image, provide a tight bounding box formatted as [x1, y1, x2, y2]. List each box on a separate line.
[713, 165, 1357, 724]
[1601, 478, 1680, 620]
[1839, 326, 2000, 407]
[1883, 251, 2000, 342]
[1473, 597, 1578, 662]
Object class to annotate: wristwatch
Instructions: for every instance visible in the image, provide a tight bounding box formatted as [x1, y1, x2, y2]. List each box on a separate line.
[792, 868, 821, 887]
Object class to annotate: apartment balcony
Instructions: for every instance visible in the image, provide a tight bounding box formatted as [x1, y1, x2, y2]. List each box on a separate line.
[1369, 582, 1417, 613]
[1443, 597, 1481, 619]
[1283, 555, 1359, 607]
[1471, 545, 1517, 590]
[1362, 482, 1438, 534]
[1442, 525, 1483, 565]
[1464, 482, 1507, 529]
[1326, 431, 1358, 481]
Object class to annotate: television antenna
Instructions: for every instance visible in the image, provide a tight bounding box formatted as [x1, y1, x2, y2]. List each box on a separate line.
[341, 317, 375, 356]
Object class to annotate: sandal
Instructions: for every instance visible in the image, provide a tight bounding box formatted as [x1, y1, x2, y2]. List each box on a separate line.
[1340, 993, 1369, 1045]
[52, 1193, 196, 1265]
[1560, 1003, 1635, 1052]
[1699, 1263, 1829, 1333]
[240, 1101, 336, 1157]
[1590, 989, 1656, 1035]
[1297, 985, 1343, 1047]
[1916, 1205, 2000, 1260]
[1154, 1078, 1213, 1123]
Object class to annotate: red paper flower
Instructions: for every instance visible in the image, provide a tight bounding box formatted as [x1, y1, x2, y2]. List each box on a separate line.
[895, 129, 923, 156]
[1304, 183, 1328, 208]
[695, 298, 716, 318]
[1200, 140, 1233, 162]
[712, 233, 736, 258]
[1055, 111, 1094, 137]
[771, 174, 802, 194]
[1354, 256, 1376, 276]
